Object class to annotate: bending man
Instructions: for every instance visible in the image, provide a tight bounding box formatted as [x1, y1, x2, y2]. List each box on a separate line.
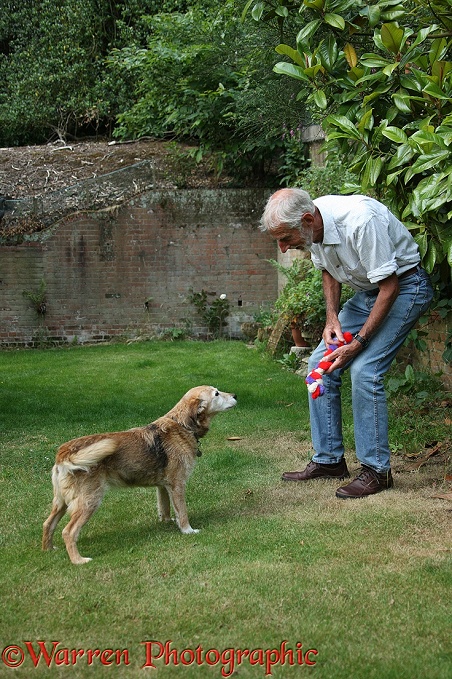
[260, 189, 433, 499]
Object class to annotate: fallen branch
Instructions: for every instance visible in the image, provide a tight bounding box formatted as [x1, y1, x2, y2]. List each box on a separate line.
[405, 441, 446, 471]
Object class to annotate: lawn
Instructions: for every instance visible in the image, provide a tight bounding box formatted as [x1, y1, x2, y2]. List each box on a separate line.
[0, 340, 450, 679]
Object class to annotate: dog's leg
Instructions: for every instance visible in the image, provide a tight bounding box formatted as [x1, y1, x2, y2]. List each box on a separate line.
[167, 485, 199, 534]
[156, 486, 172, 522]
[42, 498, 67, 551]
[61, 495, 103, 565]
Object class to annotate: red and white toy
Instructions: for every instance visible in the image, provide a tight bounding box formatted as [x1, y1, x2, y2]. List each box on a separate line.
[305, 332, 354, 399]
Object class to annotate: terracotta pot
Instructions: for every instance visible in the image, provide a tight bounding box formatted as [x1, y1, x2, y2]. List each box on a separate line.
[291, 326, 309, 347]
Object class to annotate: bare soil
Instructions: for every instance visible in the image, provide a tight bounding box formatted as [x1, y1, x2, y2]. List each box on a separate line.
[0, 138, 229, 200]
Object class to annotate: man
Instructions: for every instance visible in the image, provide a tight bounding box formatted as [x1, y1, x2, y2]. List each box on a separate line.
[260, 189, 433, 498]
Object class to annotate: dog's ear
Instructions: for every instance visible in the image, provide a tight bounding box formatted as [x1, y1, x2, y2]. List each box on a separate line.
[182, 396, 207, 430]
[197, 397, 208, 415]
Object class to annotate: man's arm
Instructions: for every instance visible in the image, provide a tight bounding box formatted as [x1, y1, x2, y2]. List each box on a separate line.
[325, 273, 400, 372]
[322, 270, 344, 344]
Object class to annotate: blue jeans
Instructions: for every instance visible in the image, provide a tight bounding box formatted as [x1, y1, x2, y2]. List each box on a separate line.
[308, 268, 433, 473]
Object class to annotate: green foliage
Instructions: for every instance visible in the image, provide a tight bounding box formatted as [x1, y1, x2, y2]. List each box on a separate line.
[188, 289, 230, 338]
[252, 304, 279, 326]
[0, 0, 225, 146]
[409, 274, 452, 363]
[278, 127, 310, 185]
[22, 279, 47, 316]
[0, 0, 109, 144]
[0, 0, 306, 183]
[161, 326, 189, 341]
[270, 257, 353, 337]
[385, 363, 443, 405]
[107, 4, 295, 181]
[277, 350, 301, 371]
[282, 154, 355, 194]
[250, 0, 452, 284]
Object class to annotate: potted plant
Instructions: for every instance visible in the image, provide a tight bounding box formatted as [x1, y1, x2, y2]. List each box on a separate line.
[270, 258, 353, 346]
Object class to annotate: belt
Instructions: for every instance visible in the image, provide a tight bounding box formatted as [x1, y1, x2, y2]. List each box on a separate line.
[398, 265, 420, 280]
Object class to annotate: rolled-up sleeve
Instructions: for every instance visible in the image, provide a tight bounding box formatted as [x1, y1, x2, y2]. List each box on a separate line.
[356, 215, 398, 284]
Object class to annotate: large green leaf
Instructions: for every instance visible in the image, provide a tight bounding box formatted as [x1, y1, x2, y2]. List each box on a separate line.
[432, 60, 452, 85]
[324, 13, 345, 30]
[392, 91, 412, 113]
[423, 80, 452, 100]
[304, 64, 324, 78]
[312, 89, 327, 109]
[382, 62, 399, 76]
[405, 151, 451, 180]
[303, 0, 324, 9]
[414, 232, 428, 259]
[423, 239, 438, 273]
[273, 61, 309, 81]
[380, 8, 408, 22]
[447, 239, 452, 267]
[399, 73, 423, 93]
[357, 108, 374, 133]
[410, 129, 448, 150]
[326, 114, 362, 140]
[429, 37, 448, 65]
[386, 167, 405, 184]
[275, 5, 289, 18]
[363, 83, 392, 105]
[362, 155, 383, 187]
[318, 35, 339, 71]
[275, 44, 304, 66]
[251, 1, 265, 21]
[386, 143, 414, 170]
[410, 26, 438, 50]
[361, 53, 393, 68]
[296, 20, 321, 50]
[382, 126, 408, 143]
[367, 5, 381, 28]
[380, 23, 405, 54]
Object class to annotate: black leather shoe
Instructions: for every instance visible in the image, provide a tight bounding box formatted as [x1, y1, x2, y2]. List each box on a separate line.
[336, 466, 393, 499]
[282, 459, 350, 482]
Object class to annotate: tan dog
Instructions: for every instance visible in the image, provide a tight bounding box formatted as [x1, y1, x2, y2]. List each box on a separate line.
[42, 386, 237, 564]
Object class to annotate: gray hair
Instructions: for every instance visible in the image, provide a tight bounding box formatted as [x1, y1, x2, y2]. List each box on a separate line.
[259, 188, 315, 233]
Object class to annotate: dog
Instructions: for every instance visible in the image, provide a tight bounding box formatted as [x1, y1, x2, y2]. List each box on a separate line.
[42, 386, 237, 564]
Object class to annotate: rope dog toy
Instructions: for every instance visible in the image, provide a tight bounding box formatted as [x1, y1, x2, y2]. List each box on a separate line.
[305, 332, 354, 399]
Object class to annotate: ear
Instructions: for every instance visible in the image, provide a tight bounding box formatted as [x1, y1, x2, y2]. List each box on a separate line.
[197, 398, 208, 416]
[301, 211, 315, 227]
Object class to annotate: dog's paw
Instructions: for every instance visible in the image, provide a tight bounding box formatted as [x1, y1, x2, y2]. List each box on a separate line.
[72, 556, 92, 565]
[181, 527, 200, 534]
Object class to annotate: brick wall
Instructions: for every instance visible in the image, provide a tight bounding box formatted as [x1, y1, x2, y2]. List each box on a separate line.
[414, 313, 452, 390]
[0, 189, 277, 345]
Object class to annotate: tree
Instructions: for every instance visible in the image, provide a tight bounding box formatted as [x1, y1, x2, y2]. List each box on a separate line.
[0, 0, 204, 145]
[245, 0, 452, 284]
[107, 1, 305, 180]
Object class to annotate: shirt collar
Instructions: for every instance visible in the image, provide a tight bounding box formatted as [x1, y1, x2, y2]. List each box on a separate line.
[313, 200, 341, 246]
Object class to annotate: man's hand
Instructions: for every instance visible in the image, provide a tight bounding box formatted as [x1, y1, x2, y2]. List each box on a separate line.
[324, 341, 362, 373]
[323, 273, 401, 374]
[323, 319, 344, 346]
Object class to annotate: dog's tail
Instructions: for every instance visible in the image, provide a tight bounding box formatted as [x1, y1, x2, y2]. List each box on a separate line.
[58, 439, 117, 473]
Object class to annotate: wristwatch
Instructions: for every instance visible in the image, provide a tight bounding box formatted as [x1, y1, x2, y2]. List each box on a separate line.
[354, 333, 369, 349]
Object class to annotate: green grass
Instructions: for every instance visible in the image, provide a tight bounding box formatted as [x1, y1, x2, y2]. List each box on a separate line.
[0, 341, 451, 679]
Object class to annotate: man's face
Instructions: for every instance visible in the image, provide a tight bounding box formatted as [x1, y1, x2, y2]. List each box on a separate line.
[270, 223, 312, 253]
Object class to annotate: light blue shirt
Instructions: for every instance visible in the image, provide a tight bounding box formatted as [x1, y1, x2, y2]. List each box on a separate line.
[310, 195, 420, 291]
